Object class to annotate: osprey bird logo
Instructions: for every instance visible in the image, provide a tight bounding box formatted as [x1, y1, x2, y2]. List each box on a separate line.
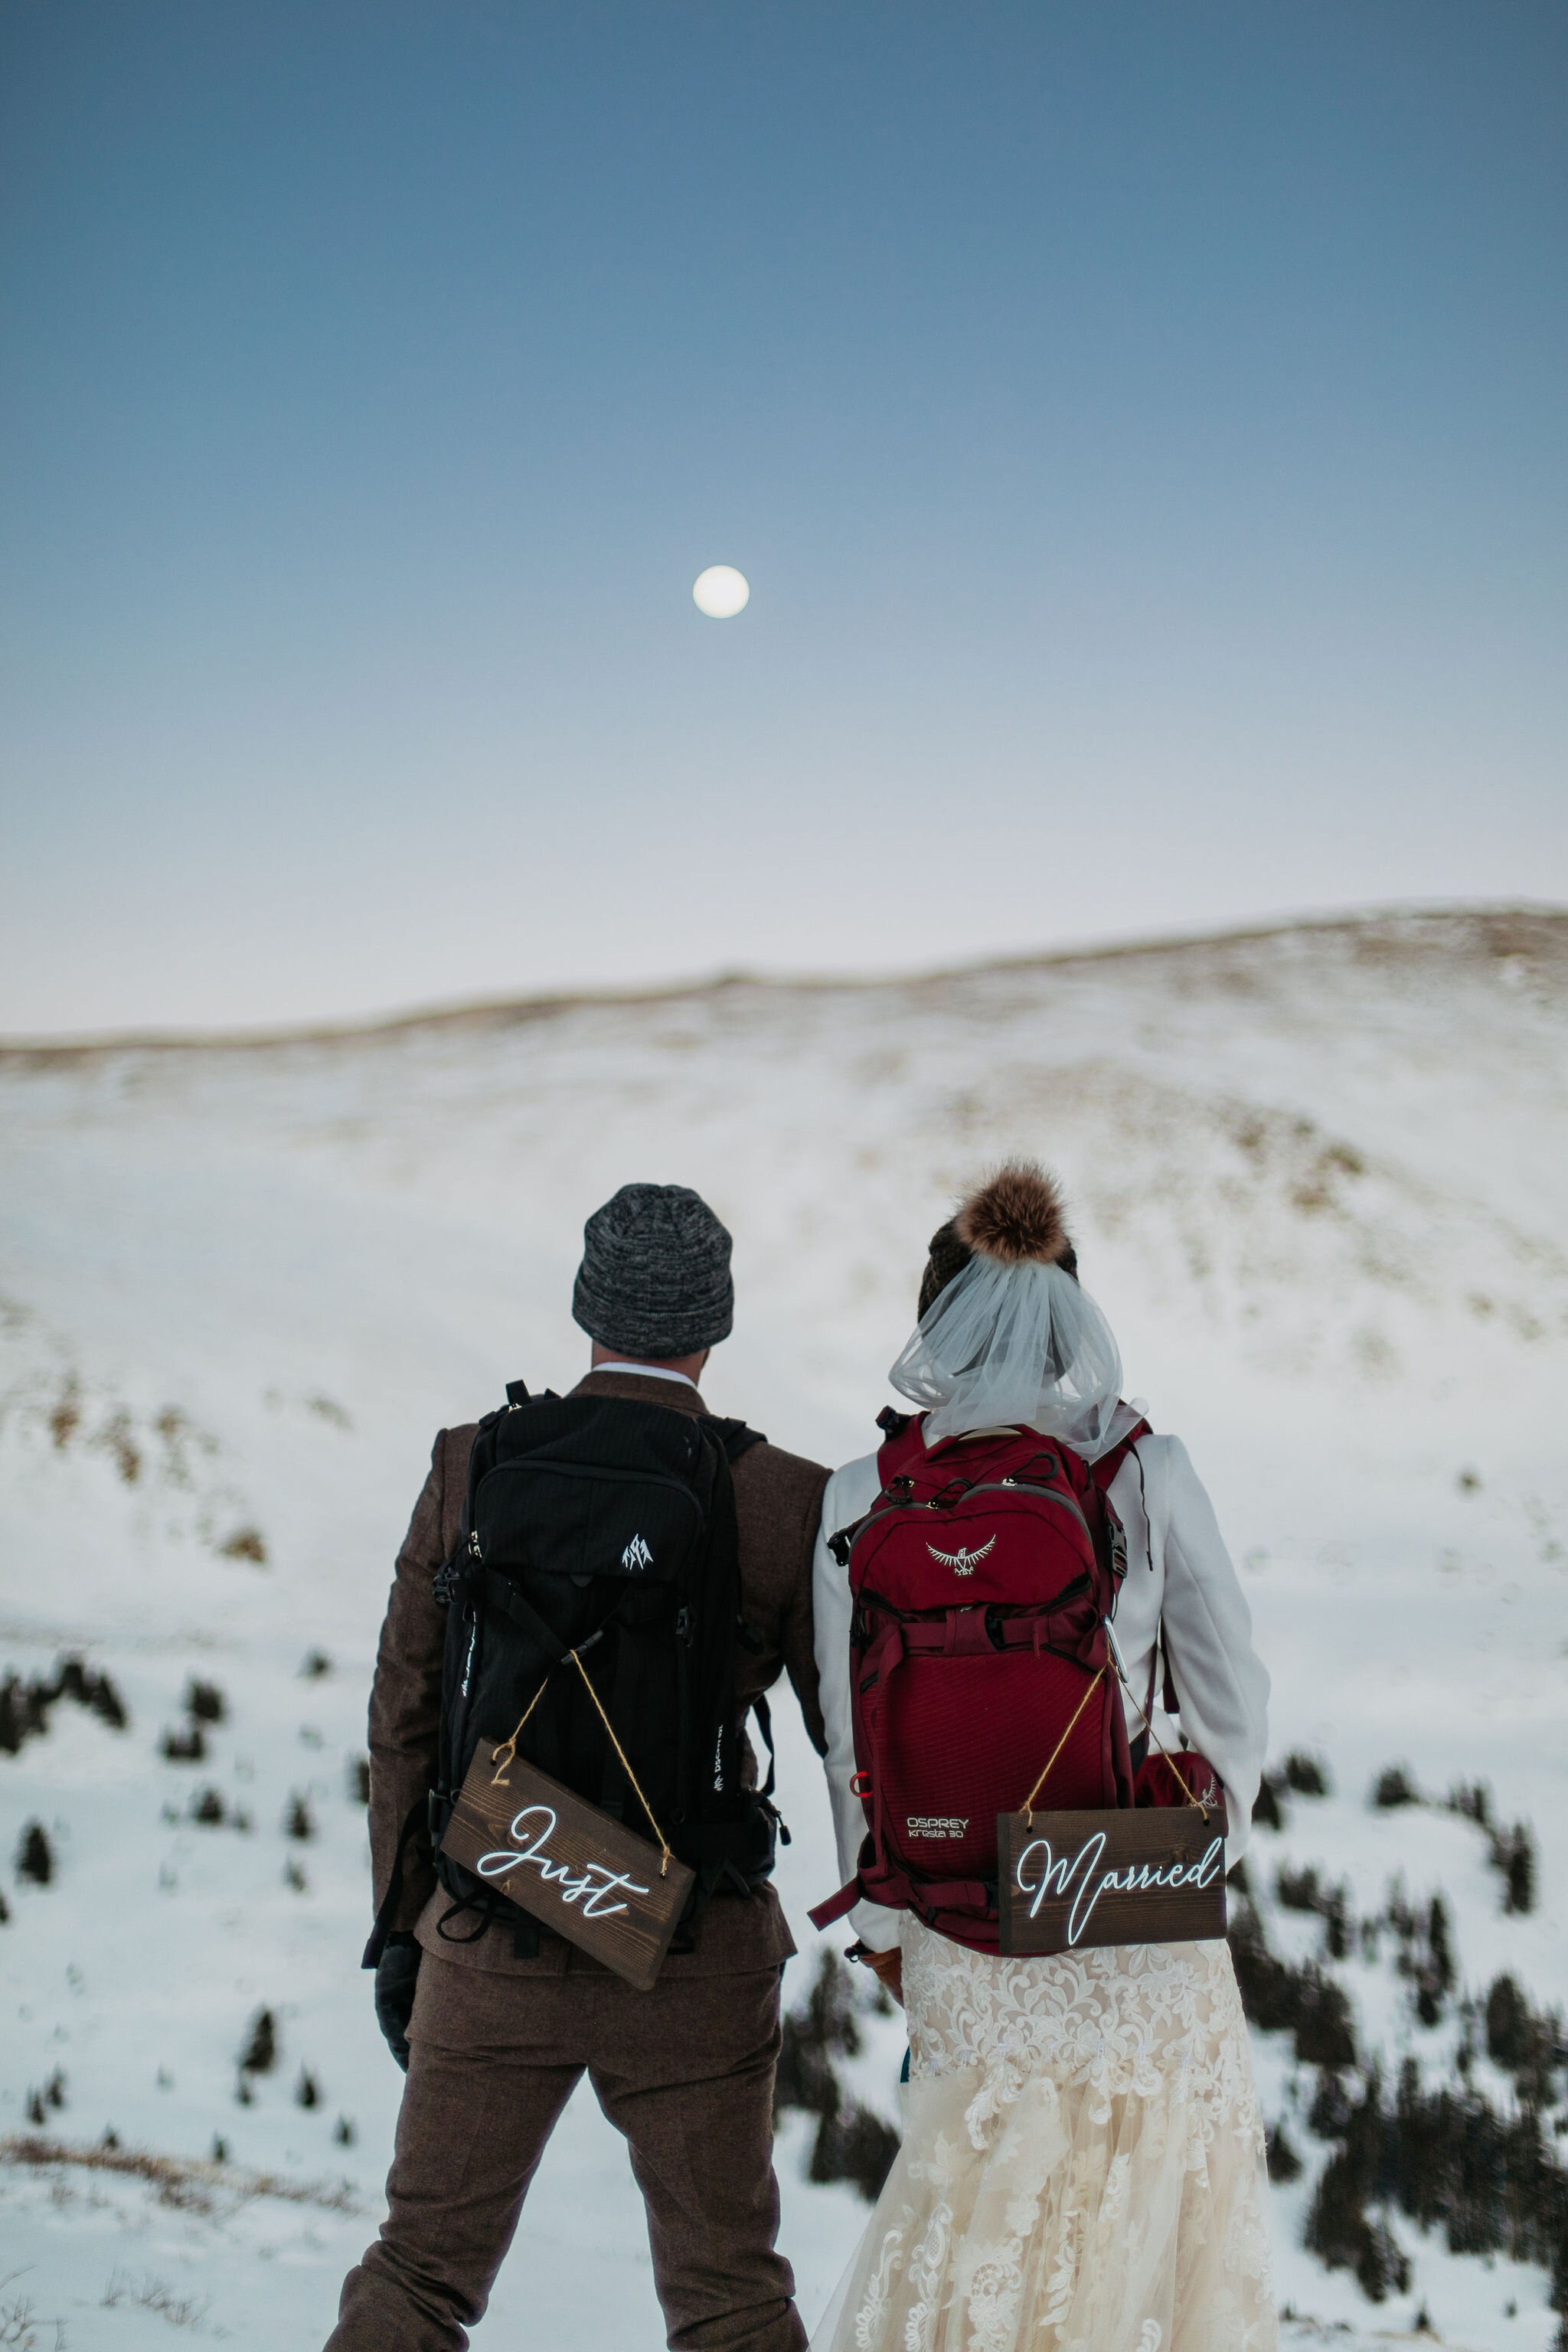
[926, 1535, 997, 1577]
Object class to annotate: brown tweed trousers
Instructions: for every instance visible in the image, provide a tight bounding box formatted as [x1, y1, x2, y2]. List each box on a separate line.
[327, 1370, 831, 2352]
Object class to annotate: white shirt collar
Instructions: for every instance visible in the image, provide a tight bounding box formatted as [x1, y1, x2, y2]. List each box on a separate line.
[592, 1361, 699, 1391]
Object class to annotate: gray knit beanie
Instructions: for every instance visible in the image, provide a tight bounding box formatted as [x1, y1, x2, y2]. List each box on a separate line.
[571, 1184, 734, 1359]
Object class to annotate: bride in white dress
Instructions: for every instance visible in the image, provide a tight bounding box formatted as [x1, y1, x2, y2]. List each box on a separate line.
[812, 1165, 1277, 2352]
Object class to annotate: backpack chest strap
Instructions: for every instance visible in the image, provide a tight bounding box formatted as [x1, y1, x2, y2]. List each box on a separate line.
[861, 1601, 1106, 1674]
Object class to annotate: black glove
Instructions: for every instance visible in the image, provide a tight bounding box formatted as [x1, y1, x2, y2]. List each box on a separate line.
[374, 1933, 422, 2070]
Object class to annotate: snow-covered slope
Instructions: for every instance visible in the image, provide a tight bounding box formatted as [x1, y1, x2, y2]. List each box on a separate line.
[2, 904, 1565, 2350]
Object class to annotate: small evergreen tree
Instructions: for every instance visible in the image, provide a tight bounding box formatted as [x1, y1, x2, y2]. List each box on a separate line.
[16, 1821, 53, 1885]
[239, 2007, 277, 2076]
[186, 1678, 227, 1723]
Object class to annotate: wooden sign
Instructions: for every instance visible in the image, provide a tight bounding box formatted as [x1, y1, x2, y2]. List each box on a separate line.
[440, 1751, 695, 1992]
[996, 1803, 1228, 1958]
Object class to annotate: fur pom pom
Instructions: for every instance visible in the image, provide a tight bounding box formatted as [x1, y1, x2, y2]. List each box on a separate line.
[954, 1161, 1071, 1266]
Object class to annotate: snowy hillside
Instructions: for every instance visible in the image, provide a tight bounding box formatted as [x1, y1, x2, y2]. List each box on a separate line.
[2, 903, 1566, 2350]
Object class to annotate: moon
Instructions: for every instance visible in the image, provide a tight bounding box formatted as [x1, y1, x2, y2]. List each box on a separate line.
[692, 565, 750, 619]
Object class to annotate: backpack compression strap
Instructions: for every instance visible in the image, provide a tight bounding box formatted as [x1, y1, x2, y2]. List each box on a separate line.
[809, 1862, 992, 1932]
[808, 1878, 861, 1930]
[1086, 1416, 1176, 1751]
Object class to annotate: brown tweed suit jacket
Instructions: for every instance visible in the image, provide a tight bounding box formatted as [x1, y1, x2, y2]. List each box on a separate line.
[365, 1369, 830, 1978]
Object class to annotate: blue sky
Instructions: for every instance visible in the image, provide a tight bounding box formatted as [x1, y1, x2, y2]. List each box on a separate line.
[2, 2, 1564, 1033]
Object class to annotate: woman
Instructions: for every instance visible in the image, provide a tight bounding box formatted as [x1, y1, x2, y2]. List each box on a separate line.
[812, 1162, 1276, 2352]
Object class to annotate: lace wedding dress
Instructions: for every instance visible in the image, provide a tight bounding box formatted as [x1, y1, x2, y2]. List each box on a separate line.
[815, 1921, 1276, 2352]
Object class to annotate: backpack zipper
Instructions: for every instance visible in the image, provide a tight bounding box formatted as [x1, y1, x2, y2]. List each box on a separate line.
[674, 1603, 694, 1821]
[479, 1459, 707, 1547]
[964, 1478, 1093, 1539]
[483, 1459, 705, 1502]
[446, 1603, 482, 1796]
[845, 1475, 1093, 1562]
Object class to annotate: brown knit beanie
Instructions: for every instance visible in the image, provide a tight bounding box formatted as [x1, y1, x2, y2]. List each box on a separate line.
[916, 1161, 1079, 1317]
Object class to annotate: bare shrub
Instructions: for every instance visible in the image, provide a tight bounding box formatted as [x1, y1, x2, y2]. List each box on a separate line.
[0, 2132, 363, 2217]
[102, 2270, 210, 2328]
[218, 1528, 266, 1565]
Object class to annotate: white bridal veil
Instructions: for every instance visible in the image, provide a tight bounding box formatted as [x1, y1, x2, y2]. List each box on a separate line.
[888, 1253, 1140, 1459]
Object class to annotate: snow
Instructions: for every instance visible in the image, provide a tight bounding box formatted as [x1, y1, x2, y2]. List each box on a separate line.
[2, 905, 1565, 2348]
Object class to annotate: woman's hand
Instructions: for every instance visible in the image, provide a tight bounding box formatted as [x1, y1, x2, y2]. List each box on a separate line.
[856, 1942, 903, 2007]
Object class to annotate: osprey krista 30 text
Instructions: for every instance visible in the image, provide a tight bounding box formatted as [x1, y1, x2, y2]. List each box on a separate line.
[810, 1407, 1151, 1955]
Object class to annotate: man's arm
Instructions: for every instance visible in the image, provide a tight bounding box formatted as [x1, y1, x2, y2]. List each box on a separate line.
[774, 1454, 831, 1759]
[730, 1441, 831, 1756]
[367, 1432, 452, 1933]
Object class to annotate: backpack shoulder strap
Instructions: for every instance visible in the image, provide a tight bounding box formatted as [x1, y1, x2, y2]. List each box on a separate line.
[1089, 1412, 1152, 1494]
[702, 1415, 766, 1465]
[462, 1397, 509, 1504]
[825, 1414, 929, 1567]
[874, 1411, 927, 1484]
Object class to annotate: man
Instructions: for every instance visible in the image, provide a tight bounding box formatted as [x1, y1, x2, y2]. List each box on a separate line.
[328, 1184, 829, 2352]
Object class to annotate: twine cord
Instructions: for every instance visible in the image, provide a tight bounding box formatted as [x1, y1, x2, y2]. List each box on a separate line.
[488, 1647, 675, 1878]
[488, 1677, 550, 1786]
[1103, 1618, 1207, 1816]
[1018, 1622, 1211, 1824]
[566, 1646, 675, 1877]
[1021, 1665, 1108, 1824]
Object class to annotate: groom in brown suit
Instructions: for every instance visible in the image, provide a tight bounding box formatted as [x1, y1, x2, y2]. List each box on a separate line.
[327, 1184, 830, 2352]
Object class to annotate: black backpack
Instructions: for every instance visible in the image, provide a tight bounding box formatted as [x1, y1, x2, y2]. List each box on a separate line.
[420, 1382, 779, 1953]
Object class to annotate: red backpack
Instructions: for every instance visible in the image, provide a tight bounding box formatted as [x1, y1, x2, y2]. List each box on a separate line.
[809, 1407, 1154, 1955]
